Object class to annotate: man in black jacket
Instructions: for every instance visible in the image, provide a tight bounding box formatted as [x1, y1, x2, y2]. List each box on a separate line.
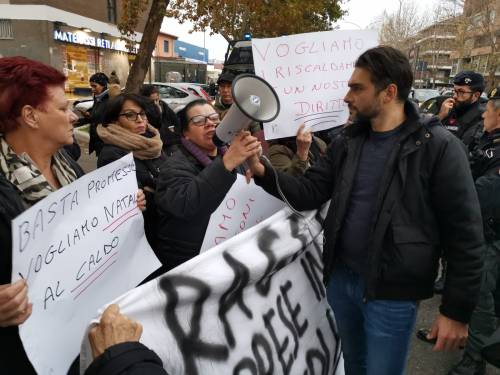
[247, 46, 484, 374]
[438, 71, 485, 148]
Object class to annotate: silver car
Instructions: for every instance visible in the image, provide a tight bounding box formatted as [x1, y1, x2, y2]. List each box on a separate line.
[151, 82, 200, 111]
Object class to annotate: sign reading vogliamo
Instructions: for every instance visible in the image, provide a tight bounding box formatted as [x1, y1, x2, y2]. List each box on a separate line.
[53, 29, 138, 53]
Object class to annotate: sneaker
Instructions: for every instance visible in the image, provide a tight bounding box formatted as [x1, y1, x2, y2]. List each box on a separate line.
[448, 353, 486, 375]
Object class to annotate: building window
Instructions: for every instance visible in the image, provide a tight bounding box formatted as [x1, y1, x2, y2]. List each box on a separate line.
[0, 20, 13, 39]
[107, 0, 117, 23]
[163, 40, 169, 53]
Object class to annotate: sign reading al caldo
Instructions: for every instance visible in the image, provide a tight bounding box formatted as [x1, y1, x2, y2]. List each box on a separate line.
[11, 153, 161, 375]
[252, 30, 378, 140]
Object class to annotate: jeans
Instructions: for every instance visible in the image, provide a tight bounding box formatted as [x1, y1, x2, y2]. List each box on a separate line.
[327, 263, 417, 375]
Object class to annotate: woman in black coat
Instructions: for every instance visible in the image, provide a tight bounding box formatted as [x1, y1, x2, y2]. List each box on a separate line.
[155, 99, 261, 272]
[139, 84, 181, 155]
[97, 94, 165, 253]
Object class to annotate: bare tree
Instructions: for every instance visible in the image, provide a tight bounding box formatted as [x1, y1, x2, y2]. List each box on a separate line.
[376, 0, 429, 50]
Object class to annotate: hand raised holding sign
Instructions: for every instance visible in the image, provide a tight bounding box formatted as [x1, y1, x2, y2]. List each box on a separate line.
[0, 280, 32, 327]
[89, 304, 143, 359]
[136, 189, 146, 211]
[296, 123, 313, 161]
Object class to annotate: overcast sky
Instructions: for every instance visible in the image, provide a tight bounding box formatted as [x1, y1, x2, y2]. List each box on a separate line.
[161, 0, 441, 61]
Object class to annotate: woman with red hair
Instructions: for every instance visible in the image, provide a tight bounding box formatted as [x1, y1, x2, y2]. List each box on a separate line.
[0, 56, 85, 373]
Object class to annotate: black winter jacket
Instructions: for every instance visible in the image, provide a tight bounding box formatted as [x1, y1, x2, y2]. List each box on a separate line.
[0, 150, 84, 374]
[89, 91, 110, 155]
[443, 101, 485, 148]
[155, 146, 237, 271]
[84, 342, 168, 375]
[97, 143, 165, 252]
[255, 101, 484, 324]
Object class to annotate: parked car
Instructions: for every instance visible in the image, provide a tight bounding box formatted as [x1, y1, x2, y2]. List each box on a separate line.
[169, 82, 213, 103]
[409, 89, 441, 106]
[150, 82, 200, 111]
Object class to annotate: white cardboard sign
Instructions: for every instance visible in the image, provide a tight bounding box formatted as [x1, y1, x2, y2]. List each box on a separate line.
[252, 29, 378, 140]
[11, 153, 161, 375]
[200, 174, 284, 252]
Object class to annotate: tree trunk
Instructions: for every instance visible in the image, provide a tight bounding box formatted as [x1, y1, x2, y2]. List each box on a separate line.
[125, 0, 170, 93]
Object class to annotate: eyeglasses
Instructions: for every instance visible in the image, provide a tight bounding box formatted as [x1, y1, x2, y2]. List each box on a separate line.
[119, 111, 147, 121]
[188, 113, 220, 126]
[453, 89, 474, 97]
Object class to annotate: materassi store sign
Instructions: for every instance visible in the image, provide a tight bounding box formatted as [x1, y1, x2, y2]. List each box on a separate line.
[54, 29, 138, 53]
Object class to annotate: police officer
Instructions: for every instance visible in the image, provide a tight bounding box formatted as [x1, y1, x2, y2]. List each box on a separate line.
[470, 87, 500, 180]
[438, 71, 486, 148]
[213, 71, 235, 121]
[448, 87, 500, 375]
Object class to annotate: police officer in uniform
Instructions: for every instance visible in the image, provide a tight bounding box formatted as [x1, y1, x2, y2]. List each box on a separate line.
[448, 87, 500, 375]
[438, 71, 486, 148]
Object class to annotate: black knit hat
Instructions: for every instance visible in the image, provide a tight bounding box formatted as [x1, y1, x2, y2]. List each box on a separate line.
[453, 71, 485, 92]
[217, 71, 235, 85]
[89, 72, 109, 87]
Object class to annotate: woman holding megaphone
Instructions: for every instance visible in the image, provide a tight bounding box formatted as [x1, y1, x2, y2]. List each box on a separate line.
[155, 99, 261, 272]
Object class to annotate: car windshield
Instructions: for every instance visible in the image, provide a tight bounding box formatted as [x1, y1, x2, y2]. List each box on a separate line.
[413, 89, 440, 102]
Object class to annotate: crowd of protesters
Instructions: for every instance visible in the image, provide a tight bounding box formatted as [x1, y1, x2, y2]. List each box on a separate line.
[0, 44, 500, 375]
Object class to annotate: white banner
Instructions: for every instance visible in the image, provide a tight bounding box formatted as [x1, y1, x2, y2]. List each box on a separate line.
[11, 153, 161, 375]
[252, 30, 378, 140]
[81, 205, 343, 375]
[200, 174, 284, 252]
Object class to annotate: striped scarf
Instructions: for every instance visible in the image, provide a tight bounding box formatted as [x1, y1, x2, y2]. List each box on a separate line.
[0, 137, 77, 206]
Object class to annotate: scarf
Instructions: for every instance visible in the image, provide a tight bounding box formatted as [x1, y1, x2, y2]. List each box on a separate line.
[181, 137, 227, 167]
[97, 123, 162, 160]
[0, 137, 77, 205]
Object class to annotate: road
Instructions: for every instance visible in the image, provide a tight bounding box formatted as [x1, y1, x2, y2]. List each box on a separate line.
[75, 134, 500, 375]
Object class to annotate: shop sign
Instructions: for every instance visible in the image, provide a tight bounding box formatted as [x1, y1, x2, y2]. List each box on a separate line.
[54, 29, 138, 54]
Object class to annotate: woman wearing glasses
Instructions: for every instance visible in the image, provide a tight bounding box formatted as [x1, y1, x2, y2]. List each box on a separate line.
[97, 94, 164, 253]
[155, 99, 261, 272]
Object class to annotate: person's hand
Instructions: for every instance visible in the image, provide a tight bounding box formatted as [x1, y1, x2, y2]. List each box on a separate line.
[438, 98, 455, 121]
[296, 123, 312, 161]
[0, 280, 32, 327]
[427, 313, 468, 351]
[89, 304, 143, 359]
[136, 189, 146, 211]
[223, 131, 261, 172]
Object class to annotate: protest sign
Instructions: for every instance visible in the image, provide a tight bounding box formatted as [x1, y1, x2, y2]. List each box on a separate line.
[11, 153, 161, 375]
[81, 204, 343, 375]
[252, 29, 378, 140]
[200, 174, 284, 252]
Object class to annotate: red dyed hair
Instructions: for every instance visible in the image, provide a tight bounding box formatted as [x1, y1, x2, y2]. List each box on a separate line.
[0, 56, 67, 133]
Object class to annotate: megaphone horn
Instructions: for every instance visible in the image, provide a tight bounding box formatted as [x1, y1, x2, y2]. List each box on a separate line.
[213, 74, 280, 147]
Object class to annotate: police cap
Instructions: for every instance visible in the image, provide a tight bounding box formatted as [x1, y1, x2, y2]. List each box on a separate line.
[453, 71, 485, 92]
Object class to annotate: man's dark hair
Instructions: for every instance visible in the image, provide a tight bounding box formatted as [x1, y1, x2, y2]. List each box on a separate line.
[176, 99, 211, 134]
[139, 84, 159, 97]
[355, 46, 413, 102]
[102, 93, 149, 125]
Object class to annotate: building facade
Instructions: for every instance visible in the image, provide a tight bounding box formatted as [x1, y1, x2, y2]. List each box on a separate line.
[0, 1, 146, 94]
[406, 18, 459, 88]
[450, 0, 499, 90]
[152, 33, 209, 83]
